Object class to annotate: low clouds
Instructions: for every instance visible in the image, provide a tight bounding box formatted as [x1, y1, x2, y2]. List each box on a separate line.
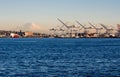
[0, 22, 48, 33]
[20, 22, 48, 33]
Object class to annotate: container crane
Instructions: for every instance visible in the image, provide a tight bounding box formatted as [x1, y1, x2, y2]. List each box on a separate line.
[76, 21, 91, 37]
[89, 22, 102, 37]
[100, 24, 114, 37]
[57, 18, 76, 37]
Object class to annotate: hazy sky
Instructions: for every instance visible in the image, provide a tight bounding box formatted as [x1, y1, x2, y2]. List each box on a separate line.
[0, 0, 120, 32]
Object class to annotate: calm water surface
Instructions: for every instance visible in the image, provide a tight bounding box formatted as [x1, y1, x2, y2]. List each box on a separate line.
[0, 38, 120, 77]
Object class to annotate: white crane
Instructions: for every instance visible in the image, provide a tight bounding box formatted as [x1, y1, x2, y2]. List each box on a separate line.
[89, 22, 103, 37]
[76, 21, 92, 37]
[57, 18, 76, 37]
[100, 24, 114, 37]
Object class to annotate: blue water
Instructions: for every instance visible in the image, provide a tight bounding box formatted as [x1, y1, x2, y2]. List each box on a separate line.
[0, 38, 120, 77]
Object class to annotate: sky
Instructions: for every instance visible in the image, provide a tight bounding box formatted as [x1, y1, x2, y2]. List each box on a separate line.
[0, 0, 120, 33]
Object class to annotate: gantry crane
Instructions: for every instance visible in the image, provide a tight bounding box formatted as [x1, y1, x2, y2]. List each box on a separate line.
[100, 24, 114, 37]
[76, 21, 92, 37]
[89, 22, 103, 37]
[57, 18, 76, 37]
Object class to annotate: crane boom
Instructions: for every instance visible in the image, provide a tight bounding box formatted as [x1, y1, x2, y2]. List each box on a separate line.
[100, 24, 108, 30]
[89, 22, 97, 29]
[57, 18, 69, 28]
[76, 21, 86, 29]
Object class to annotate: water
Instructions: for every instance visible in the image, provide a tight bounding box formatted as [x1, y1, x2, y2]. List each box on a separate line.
[0, 38, 120, 77]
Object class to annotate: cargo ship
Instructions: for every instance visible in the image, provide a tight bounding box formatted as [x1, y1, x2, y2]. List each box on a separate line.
[10, 33, 20, 38]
